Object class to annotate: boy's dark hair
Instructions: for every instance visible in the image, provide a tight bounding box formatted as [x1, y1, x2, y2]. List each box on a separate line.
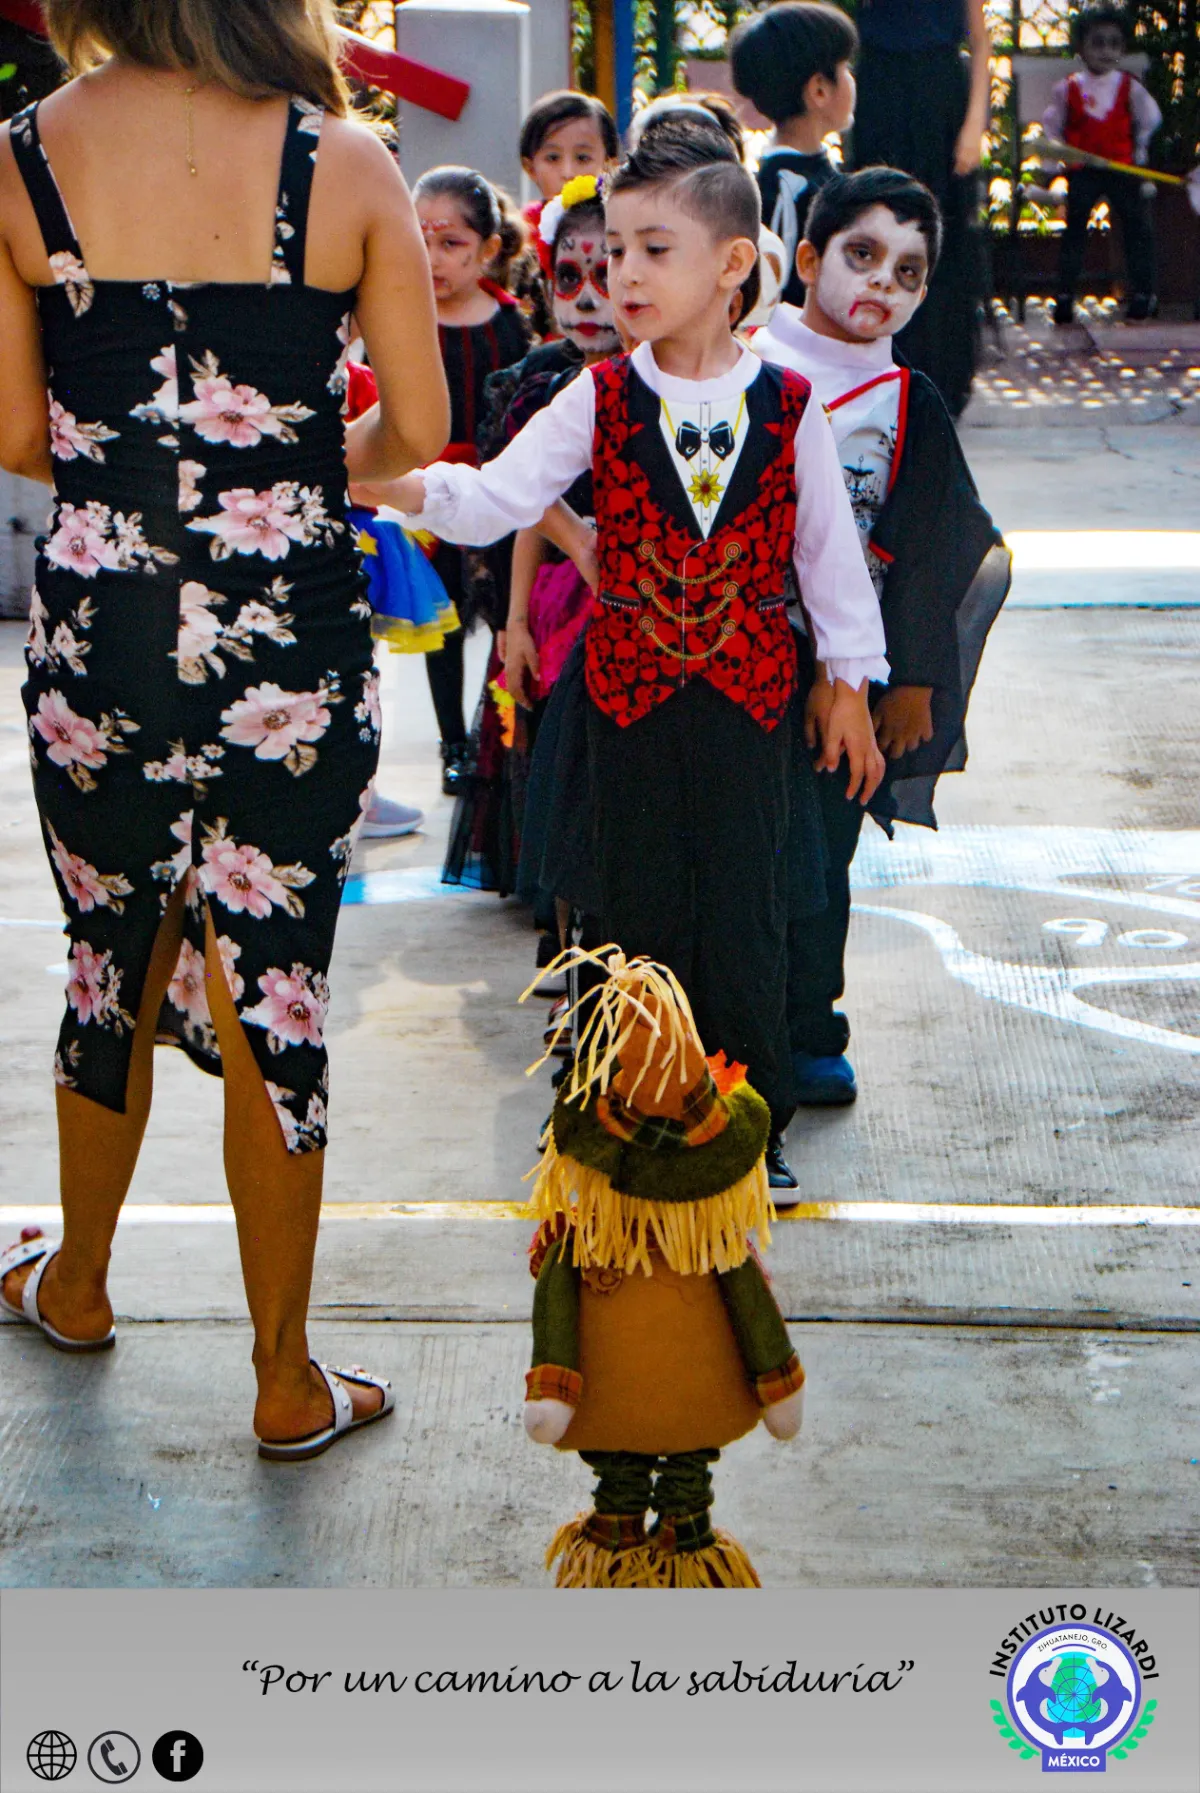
[729, 2, 858, 126]
[520, 90, 620, 164]
[608, 126, 763, 317]
[804, 166, 943, 273]
[1072, 6, 1130, 50]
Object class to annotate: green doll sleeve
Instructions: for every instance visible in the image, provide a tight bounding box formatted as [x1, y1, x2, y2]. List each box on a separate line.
[717, 1255, 805, 1407]
[526, 1236, 583, 1406]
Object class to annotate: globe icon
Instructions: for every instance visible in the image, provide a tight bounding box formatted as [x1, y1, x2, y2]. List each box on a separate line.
[1053, 1660, 1100, 1722]
[27, 1731, 77, 1780]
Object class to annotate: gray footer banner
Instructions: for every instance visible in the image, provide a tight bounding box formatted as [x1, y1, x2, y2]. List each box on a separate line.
[2, 1589, 1197, 1792]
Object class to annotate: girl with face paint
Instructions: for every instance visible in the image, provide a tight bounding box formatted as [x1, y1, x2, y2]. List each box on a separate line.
[754, 166, 1010, 1114]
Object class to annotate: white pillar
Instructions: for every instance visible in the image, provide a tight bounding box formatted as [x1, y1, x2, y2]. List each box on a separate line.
[395, 0, 531, 198]
[0, 471, 47, 619]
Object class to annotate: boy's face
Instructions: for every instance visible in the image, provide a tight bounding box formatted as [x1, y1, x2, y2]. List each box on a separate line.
[799, 204, 928, 342]
[1080, 22, 1126, 74]
[524, 116, 608, 201]
[803, 60, 857, 134]
[604, 186, 755, 346]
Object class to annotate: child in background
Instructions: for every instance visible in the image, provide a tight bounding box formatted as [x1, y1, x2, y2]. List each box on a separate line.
[730, 0, 858, 308]
[755, 167, 1008, 1112]
[363, 130, 889, 1189]
[516, 90, 619, 337]
[412, 166, 531, 794]
[1043, 5, 1161, 324]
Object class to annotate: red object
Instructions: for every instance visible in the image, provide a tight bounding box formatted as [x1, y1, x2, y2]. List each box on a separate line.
[345, 361, 379, 422]
[0, 0, 47, 35]
[586, 357, 808, 734]
[524, 198, 554, 276]
[339, 30, 469, 121]
[480, 277, 518, 308]
[1065, 71, 1135, 166]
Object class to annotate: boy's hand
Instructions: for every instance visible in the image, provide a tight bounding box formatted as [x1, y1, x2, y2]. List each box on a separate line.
[872, 685, 934, 760]
[804, 663, 835, 750]
[814, 677, 886, 805]
[505, 619, 541, 710]
[349, 470, 427, 514]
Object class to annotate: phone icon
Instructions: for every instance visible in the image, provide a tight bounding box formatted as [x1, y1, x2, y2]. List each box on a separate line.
[88, 1730, 141, 1783]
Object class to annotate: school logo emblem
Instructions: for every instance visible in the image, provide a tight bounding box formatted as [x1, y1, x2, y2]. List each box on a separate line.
[989, 1615, 1158, 1772]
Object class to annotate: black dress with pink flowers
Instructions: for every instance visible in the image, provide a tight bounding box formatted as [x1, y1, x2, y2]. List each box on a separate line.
[11, 97, 380, 1154]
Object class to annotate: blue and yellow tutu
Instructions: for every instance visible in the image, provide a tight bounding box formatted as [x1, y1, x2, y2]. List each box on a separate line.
[348, 505, 460, 655]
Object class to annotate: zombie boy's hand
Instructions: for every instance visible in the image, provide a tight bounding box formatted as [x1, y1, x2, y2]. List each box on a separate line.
[872, 685, 934, 760]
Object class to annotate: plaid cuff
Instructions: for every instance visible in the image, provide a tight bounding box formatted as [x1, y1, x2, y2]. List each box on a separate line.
[525, 1364, 583, 1406]
[755, 1353, 805, 1408]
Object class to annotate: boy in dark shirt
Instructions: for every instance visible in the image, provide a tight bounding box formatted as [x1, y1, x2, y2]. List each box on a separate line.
[729, 1, 858, 308]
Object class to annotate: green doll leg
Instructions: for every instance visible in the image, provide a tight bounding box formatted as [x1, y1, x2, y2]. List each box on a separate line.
[648, 1448, 721, 1552]
[578, 1450, 657, 1551]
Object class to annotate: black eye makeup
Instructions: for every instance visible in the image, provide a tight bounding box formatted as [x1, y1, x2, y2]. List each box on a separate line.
[554, 258, 609, 299]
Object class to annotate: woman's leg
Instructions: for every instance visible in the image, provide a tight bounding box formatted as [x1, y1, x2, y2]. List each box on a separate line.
[1, 883, 188, 1340]
[201, 905, 381, 1441]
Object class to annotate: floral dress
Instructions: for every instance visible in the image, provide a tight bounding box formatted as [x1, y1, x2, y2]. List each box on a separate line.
[11, 97, 380, 1155]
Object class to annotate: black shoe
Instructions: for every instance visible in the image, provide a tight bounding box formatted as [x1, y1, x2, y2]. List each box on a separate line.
[1052, 293, 1075, 327]
[765, 1133, 799, 1194]
[440, 741, 471, 796]
[1126, 292, 1157, 322]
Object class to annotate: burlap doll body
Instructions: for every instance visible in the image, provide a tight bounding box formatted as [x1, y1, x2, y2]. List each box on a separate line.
[521, 951, 805, 1587]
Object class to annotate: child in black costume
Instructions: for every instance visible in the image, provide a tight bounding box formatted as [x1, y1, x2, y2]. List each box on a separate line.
[412, 167, 531, 794]
[730, 1, 858, 308]
[364, 132, 889, 1189]
[756, 167, 1009, 1111]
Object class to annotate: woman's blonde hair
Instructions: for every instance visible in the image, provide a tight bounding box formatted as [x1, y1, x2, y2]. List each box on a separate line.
[45, 0, 351, 114]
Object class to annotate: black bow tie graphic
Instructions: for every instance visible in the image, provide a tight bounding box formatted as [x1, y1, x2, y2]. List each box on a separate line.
[675, 420, 736, 460]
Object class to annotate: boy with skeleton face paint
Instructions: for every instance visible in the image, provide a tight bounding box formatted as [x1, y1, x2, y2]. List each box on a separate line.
[755, 167, 1010, 1114]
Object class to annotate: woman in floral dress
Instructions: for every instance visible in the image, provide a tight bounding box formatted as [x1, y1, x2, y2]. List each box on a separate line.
[0, 0, 448, 1456]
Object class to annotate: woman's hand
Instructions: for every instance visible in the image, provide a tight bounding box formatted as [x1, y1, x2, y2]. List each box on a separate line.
[953, 119, 984, 175]
[872, 685, 934, 759]
[505, 618, 541, 709]
[813, 677, 886, 805]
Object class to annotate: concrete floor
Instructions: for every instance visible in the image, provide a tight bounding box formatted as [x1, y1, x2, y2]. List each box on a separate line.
[1, 404, 1199, 1588]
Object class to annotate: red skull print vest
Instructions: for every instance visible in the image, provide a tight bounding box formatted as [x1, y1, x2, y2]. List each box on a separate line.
[586, 356, 809, 732]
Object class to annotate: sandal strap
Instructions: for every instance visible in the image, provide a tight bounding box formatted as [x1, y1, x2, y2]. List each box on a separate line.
[312, 1361, 353, 1436]
[22, 1248, 56, 1326]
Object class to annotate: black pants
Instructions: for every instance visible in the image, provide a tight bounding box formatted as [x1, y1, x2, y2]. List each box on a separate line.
[787, 763, 865, 1059]
[587, 681, 794, 1132]
[1059, 167, 1155, 300]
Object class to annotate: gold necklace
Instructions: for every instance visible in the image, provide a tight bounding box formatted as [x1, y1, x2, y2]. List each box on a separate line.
[184, 83, 199, 177]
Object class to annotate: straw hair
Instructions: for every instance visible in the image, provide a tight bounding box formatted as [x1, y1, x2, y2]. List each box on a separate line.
[44, 0, 351, 113]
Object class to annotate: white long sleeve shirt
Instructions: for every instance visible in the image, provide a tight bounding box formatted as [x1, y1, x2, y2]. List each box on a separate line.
[395, 338, 889, 691]
[1043, 69, 1162, 162]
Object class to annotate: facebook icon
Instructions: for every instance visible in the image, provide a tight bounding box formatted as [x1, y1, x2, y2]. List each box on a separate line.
[151, 1730, 204, 1781]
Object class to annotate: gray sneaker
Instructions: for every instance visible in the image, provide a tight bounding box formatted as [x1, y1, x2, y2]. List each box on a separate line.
[360, 794, 424, 838]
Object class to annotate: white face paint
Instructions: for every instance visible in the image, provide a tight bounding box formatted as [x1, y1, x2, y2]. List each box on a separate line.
[552, 224, 618, 356]
[813, 204, 929, 342]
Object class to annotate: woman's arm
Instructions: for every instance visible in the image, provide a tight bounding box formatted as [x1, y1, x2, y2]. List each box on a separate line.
[0, 135, 51, 485]
[341, 129, 450, 484]
[954, 0, 993, 177]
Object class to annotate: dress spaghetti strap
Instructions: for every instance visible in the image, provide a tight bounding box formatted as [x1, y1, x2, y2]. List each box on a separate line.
[8, 103, 87, 266]
[271, 99, 325, 288]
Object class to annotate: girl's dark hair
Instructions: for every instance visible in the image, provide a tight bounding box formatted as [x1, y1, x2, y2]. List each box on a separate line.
[519, 89, 620, 163]
[729, 2, 858, 126]
[608, 127, 762, 319]
[804, 166, 943, 272]
[413, 166, 527, 286]
[552, 197, 607, 260]
[1072, 5, 1130, 49]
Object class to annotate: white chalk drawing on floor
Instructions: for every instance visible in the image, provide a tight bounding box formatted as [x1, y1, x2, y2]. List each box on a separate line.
[852, 825, 1200, 1055]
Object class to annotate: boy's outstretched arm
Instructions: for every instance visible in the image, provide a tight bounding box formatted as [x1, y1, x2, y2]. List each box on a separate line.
[350, 370, 597, 547]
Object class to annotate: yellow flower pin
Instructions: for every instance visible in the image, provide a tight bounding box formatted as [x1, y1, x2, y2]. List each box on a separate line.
[561, 174, 601, 211]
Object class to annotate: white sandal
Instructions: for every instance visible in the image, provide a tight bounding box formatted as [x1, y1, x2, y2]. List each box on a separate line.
[0, 1231, 116, 1353]
[257, 1360, 394, 1462]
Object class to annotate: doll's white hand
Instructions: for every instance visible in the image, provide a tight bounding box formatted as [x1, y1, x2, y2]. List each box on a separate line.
[762, 1386, 804, 1441]
[524, 1399, 575, 1444]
